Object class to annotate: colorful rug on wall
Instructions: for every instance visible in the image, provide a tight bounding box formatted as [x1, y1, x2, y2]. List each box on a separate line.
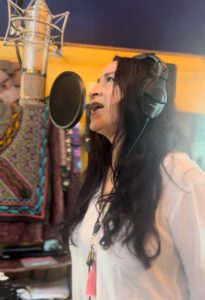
[0, 60, 81, 245]
[0, 60, 49, 222]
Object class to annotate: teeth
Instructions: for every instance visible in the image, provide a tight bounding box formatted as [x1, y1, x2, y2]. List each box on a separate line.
[91, 102, 104, 112]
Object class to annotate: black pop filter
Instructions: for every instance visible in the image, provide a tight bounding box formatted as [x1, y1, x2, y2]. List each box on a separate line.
[49, 71, 86, 129]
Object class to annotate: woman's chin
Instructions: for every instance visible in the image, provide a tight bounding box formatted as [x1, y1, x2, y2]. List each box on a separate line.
[90, 125, 105, 137]
[90, 123, 101, 134]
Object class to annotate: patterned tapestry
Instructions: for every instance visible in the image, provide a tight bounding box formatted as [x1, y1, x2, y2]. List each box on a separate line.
[0, 61, 49, 221]
[0, 60, 81, 245]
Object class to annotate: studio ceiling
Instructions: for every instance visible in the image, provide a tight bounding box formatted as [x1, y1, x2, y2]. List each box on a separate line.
[1, 0, 205, 56]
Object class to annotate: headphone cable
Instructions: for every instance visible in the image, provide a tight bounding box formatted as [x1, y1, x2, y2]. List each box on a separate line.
[126, 117, 150, 159]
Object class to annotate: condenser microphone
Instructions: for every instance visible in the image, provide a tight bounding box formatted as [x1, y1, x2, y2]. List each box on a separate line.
[4, 0, 69, 107]
[20, 0, 51, 107]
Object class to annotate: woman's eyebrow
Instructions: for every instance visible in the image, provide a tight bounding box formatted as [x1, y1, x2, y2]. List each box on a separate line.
[96, 72, 115, 83]
[104, 72, 115, 78]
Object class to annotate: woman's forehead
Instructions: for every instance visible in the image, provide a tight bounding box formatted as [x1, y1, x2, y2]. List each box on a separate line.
[102, 61, 118, 76]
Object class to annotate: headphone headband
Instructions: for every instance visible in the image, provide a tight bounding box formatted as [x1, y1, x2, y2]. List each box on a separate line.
[133, 53, 160, 64]
[133, 53, 168, 79]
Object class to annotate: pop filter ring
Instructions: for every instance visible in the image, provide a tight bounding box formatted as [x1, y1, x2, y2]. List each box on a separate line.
[49, 71, 86, 129]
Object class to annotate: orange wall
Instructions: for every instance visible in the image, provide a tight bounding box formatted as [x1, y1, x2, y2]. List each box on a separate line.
[47, 45, 205, 114]
[1, 42, 205, 170]
[1, 42, 205, 114]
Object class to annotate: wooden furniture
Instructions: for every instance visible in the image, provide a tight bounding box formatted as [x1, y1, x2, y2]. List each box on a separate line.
[0, 254, 72, 299]
[0, 255, 71, 273]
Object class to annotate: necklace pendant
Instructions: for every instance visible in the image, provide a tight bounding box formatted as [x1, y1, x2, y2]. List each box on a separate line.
[86, 249, 94, 267]
[86, 263, 96, 297]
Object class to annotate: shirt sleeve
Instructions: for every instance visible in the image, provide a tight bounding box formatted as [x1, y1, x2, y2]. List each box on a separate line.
[168, 176, 205, 300]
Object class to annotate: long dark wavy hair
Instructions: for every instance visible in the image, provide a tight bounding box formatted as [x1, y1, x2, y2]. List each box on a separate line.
[61, 55, 184, 268]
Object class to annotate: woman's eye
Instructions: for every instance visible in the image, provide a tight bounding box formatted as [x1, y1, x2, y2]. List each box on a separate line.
[107, 76, 115, 82]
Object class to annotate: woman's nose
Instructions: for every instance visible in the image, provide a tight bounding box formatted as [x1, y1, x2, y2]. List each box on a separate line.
[89, 82, 102, 99]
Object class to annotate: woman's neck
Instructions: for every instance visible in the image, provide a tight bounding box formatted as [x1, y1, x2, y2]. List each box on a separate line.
[102, 142, 121, 196]
[102, 168, 113, 196]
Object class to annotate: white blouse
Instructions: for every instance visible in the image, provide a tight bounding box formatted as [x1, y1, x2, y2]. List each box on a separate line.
[70, 153, 205, 300]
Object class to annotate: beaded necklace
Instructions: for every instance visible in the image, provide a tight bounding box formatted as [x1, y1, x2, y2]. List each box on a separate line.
[85, 183, 112, 299]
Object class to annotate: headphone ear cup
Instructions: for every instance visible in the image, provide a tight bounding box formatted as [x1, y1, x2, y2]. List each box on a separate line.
[139, 77, 167, 119]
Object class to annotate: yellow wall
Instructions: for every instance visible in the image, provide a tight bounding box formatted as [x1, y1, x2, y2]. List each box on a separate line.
[1, 41, 205, 115]
[51, 45, 205, 115]
[1, 41, 205, 170]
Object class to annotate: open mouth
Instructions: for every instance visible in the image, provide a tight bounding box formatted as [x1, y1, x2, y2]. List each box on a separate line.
[90, 102, 104, 113]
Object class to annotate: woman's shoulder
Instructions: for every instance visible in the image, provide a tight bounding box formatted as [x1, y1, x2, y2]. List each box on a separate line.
[161, 152, 205, 189]
[159, 152, 205, 220]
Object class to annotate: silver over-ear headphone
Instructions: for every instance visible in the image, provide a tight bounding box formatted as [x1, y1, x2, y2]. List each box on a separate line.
[133, 53, 168, 119]
[126, 54, 169, 158]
